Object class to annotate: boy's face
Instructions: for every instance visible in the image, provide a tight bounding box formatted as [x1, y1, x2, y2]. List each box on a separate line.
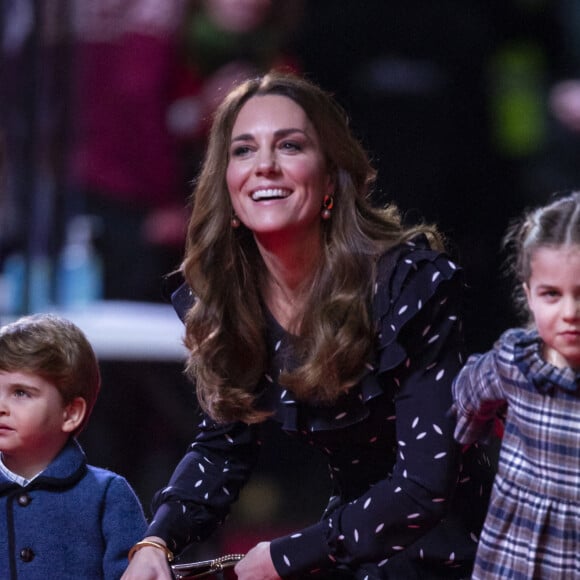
[0, 370, 74, 478]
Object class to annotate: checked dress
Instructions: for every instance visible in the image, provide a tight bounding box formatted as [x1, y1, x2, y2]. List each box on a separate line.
[453, 328, 580, 579]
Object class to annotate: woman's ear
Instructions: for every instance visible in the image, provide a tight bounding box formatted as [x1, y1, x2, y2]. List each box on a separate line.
[62, 397, 87, 434]
[326, 170, 336, 196]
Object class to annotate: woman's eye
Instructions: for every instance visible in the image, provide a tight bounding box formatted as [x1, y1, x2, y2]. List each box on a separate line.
[280, 141, 301, 151]
[231, 145, 252, 157]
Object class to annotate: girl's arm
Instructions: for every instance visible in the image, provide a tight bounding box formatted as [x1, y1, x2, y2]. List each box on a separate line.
[452, 345, 507, 445]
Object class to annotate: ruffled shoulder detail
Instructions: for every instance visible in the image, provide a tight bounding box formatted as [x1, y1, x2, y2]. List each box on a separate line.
[373, 234, 461, 374]
[261, 235, 462, 433]
[507, 328, 580, 394]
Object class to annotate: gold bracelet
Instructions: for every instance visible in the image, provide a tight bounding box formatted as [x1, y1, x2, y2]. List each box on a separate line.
[128, 540, 174, 562]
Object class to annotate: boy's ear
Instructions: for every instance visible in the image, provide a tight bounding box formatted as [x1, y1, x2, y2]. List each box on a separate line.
[62, 397, 87, 433]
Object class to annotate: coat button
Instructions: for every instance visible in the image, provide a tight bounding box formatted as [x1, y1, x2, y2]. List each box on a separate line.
[17, 493, 31, 506]
[19, 547, 35, 562]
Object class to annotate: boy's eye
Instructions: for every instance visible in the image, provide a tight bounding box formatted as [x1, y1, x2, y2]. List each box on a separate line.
[540, 289, 560, 299]
[13, 389, 30, 398]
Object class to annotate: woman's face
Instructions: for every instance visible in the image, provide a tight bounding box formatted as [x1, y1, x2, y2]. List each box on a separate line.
[226, 94, 334, 245]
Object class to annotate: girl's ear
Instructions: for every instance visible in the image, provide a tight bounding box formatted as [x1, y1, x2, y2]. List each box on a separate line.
[523, 282, 531, 304]
[62, 397, 87, 433]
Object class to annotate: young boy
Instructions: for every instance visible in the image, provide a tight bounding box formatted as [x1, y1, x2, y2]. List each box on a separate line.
[0, 313, 147, 579]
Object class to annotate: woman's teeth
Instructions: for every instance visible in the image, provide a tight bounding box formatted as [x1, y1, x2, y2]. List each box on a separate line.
[251, 188, 289, 201]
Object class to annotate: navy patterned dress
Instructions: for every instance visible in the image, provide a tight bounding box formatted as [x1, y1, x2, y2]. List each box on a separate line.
[453, 328, 580, 579]
[148, 237, 493, 579]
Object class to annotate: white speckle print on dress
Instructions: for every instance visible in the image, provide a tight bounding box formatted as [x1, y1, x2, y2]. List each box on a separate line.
[145, 236, 491, 580]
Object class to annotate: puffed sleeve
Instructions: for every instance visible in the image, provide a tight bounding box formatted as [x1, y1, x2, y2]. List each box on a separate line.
[452, 333, 511, 445]
[145, 417, 260, 555]
[270, 240, 466, 577]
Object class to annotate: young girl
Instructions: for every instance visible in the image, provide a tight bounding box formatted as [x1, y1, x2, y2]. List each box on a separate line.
[452, 191, 580, 579]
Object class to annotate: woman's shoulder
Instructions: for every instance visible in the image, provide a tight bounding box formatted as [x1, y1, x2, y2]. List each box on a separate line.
[372, 235, 463, 373]
[374, 234, 461, 315]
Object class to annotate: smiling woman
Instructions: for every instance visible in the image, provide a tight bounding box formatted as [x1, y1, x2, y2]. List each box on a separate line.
[122, 72, 493, 580]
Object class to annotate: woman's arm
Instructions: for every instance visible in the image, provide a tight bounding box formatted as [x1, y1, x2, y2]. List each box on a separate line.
[122, 418, 260, 578]
[121, 537, 173, 580]
[234, 542, 281, 580]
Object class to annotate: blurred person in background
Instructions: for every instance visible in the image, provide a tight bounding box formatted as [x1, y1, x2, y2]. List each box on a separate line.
[167, 0, 303, 187]
[68, 0, 302, 303]
[68, 0, 188, 302]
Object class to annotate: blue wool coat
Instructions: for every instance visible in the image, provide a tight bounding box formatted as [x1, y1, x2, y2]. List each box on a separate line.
[0, 438, 147, 579]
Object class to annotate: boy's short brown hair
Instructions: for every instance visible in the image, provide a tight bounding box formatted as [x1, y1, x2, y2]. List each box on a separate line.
[0, 314, 101, 434]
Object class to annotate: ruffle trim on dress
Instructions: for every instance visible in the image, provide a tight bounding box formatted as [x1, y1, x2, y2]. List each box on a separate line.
[509, 328, 580, 394]
[268, 235, 462, 433]
[374, 235, 460, 375]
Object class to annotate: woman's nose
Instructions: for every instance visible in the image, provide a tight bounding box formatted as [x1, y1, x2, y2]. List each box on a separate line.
[255, 150, 278, 175]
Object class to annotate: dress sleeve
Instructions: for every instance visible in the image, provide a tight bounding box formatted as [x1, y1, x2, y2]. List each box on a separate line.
[270, 245, 466, 577]
[452, 339, 508, 445]
[145, 417, 260, 555]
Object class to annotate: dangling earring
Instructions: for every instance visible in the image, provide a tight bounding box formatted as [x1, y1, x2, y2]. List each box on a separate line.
[321, 195, 334, 220]
[231, 214, 240, 228]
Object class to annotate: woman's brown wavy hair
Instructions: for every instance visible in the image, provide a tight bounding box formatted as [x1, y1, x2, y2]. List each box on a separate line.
[182, 71, 443, 423]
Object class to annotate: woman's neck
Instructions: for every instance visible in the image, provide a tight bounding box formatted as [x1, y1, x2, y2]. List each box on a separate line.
[256, 236, 322, 330]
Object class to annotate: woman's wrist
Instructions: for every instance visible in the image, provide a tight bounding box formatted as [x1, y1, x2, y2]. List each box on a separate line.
[128, 537, 174, 562]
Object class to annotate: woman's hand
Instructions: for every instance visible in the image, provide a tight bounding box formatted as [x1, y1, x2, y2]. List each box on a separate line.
[121, 537, 173, 580]
[234, 542, 281, 580]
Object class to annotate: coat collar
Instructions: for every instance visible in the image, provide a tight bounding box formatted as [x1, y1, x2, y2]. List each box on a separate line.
[0, 438, 87, 494]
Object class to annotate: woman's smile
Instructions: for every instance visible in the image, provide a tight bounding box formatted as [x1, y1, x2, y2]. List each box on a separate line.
[250, 187, 292, 201]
